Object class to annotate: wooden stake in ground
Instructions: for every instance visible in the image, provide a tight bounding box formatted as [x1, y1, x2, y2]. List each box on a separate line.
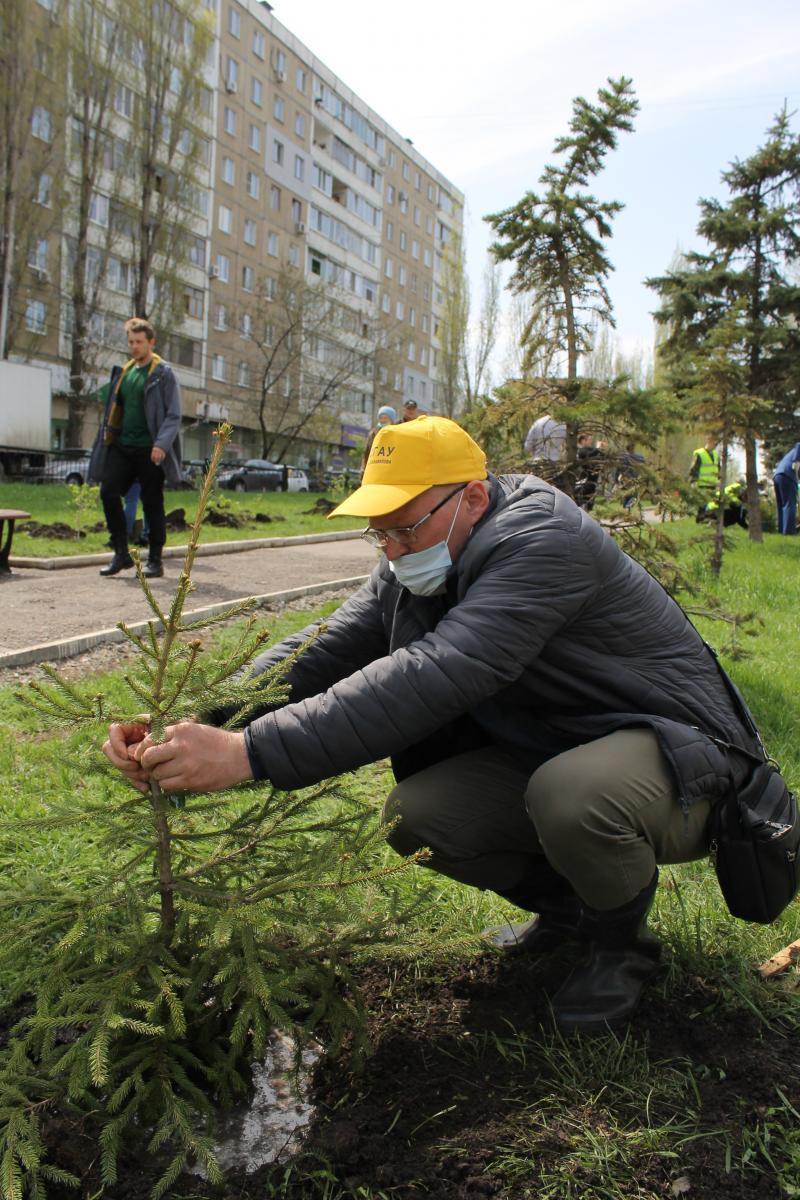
[758, 938, 800, 979]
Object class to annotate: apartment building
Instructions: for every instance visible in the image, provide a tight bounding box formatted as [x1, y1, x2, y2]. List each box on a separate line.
[15, 0, 463, 470]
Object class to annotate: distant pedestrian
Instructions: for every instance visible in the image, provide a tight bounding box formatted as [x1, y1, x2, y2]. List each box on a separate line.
[361, 405, 398, 471]
[617, 442, 645, 509]
[89, 317, 182, 578]
[772, 441, 800, 535]
[575, 433, 603, 510]
[401, 399, 422, 422]
[523, 414, 566, 464]
[689, 434, 719, 522]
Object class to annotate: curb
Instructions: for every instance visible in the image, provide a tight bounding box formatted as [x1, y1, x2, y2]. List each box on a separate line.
[0, 575, 369, 669]
[10, 529, 362, 570]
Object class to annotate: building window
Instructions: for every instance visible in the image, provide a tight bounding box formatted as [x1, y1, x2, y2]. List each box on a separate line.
[274, 48, 286, 73]
[25, 300, 46, 334]
[293, 154, 304, 181]
[386, 220, 393, 241]
[251, 77, 263, 106]
[238, 361, 250, 387]
[89, 192, 109, 226]
[414, 171, 421, 191]
[413, 205, 421, 226]
[264, 275, 277, 300]
[31, 106, 52, 142]
[114, 86, 134, 118]
[384, 257, 392, 279]
[221, 156, 235, 184]
[249, 122, 261, 152]
[273, 94, 284, 122]
[288, 243, 299, 266]
[228, 5, 240, 37]
[226, 57, 238, 88]
[386, 184, 395, 204]
[411, 239, 419, 260]
[295, 112, 305, 138]
[382, 293, 390, 314]
[240, 312, 252, 337]
[291, 198, 302, 223]
[189, 235, 206, 268]
[34, 173, 52, 206]
[253, 28, 265, 58]
[243, 218, 257, 246]
[223, 106, 236, 135]
[296, 66, 306, 92]
[106, 256, 131, 293]
[272, 139, 284, 166]
[246, 170, 260, 199]
[402, 161, 410, 182]
[214, 304, 227, 330]
[215, 253, 230, 282]
[212, 354, 226, 381]
[185, 286, 204, 319]
[270, 185, 281, 210]
[267, 231, 279, 257]
[398, 265, 406, 287]
[28, 238, 48, 274]
[399, 230, 407, 251]
[241, 264, 254, 291]
[395, 300, 404, 320]
[218, 204, 232, 233]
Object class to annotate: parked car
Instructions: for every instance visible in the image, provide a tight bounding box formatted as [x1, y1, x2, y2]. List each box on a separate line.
[285, 466, 309, 492]
[216, 458, 284, 492]
[25, 450, 92, 485]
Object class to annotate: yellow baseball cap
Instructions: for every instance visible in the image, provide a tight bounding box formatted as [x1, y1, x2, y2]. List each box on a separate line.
[329, 416, 488, 518]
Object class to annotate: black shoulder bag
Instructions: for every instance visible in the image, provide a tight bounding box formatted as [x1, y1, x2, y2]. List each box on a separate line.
[705, 645, 799, 924]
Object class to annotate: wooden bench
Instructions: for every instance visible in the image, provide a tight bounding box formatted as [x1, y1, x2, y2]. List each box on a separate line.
[0, 509, 31, 574]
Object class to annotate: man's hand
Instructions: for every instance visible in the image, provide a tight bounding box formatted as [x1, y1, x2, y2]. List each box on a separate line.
[133, 723, 254, 793]
[103, 720, 152, 793]
[151, 446, 166, 466]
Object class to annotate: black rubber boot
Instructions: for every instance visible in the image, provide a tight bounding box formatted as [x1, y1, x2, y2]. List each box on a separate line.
[99, 538, 134, 576]
[483, 859, 583, 955]
[551, 872, 661, 1034]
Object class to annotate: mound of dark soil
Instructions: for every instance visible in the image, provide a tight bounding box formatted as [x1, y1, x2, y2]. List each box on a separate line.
[18, 521, 83, 540]
[12, 949, 797, 1199]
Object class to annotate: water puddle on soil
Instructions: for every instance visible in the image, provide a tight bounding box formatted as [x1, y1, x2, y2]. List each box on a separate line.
[189, 1030, 323, 1175]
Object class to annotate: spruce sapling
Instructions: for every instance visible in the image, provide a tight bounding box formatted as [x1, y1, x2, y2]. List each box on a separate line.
[0, 425, 433, 1199]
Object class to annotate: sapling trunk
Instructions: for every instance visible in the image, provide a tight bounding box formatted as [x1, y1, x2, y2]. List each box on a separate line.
[140, 428, 234, 939]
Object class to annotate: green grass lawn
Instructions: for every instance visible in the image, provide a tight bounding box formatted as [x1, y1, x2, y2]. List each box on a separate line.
[1, 528, 798, 1199]
[0, 480, 360, 557]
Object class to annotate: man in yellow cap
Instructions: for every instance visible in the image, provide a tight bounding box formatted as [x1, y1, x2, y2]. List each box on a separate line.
[104, 416, 772, 1034]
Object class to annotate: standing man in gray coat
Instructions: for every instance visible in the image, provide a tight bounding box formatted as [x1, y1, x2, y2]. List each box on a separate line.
[104, 417, 774, 1034]
[89, 317, 182, 578]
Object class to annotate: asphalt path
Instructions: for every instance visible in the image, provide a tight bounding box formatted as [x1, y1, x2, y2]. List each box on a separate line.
[0, 536, 376, 663]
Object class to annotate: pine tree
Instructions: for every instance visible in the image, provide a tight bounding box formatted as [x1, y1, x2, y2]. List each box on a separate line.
[0, 426, 432, 1198]
[485, 76, 638, 491]
[648, 108, 800, 542]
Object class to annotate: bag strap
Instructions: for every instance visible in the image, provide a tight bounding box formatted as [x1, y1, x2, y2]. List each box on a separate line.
[701, 641, 768, 766]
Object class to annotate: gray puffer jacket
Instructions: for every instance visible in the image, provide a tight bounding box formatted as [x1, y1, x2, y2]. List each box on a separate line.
[237, 475, 762, 799]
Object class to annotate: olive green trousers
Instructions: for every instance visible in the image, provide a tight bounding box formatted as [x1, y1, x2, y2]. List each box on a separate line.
[383, 729, 711, 910]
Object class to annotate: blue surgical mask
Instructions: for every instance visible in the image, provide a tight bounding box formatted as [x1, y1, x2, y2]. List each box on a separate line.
[389, 491, 464, 596]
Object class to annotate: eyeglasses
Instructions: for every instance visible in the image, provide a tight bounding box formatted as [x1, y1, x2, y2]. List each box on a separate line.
[361, 484, 466, 548]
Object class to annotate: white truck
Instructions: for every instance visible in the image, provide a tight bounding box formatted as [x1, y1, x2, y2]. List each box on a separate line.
[0, 361, 53, 480]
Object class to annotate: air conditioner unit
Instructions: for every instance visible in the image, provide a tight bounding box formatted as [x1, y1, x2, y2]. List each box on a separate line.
[378, 157, 387, 168]
[32, 267, 48, 281]
[196, 400, 210, 419]
[208, 265, 219, 279]
[398, 191, 408, 203]
[225, 79, 237, 93]
[294, 221, 305, 234]
[274, 69, 286, 83]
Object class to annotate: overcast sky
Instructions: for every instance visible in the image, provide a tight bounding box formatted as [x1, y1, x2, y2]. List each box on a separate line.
[278, 0, 800, 376]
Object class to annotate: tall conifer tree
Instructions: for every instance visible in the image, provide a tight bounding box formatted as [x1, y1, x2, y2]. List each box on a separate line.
[648, 109, 800, 542]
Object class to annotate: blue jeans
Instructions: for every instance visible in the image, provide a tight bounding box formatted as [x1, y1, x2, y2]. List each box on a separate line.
[774, 474, 798, 535]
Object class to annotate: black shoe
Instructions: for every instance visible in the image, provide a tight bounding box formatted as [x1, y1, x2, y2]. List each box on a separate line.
[100, 552, 135, 576]
[551, 873, 661, 1034]
[142, 559, 164, 578]
[135, 535, 150, 547]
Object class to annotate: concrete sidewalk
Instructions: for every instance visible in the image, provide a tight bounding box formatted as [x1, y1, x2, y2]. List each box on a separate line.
[0, 532, 376, 668]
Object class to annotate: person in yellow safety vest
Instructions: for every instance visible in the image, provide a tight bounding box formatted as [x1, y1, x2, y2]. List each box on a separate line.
[705, 479, 748, 529]
[689, 434, 720, 522]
